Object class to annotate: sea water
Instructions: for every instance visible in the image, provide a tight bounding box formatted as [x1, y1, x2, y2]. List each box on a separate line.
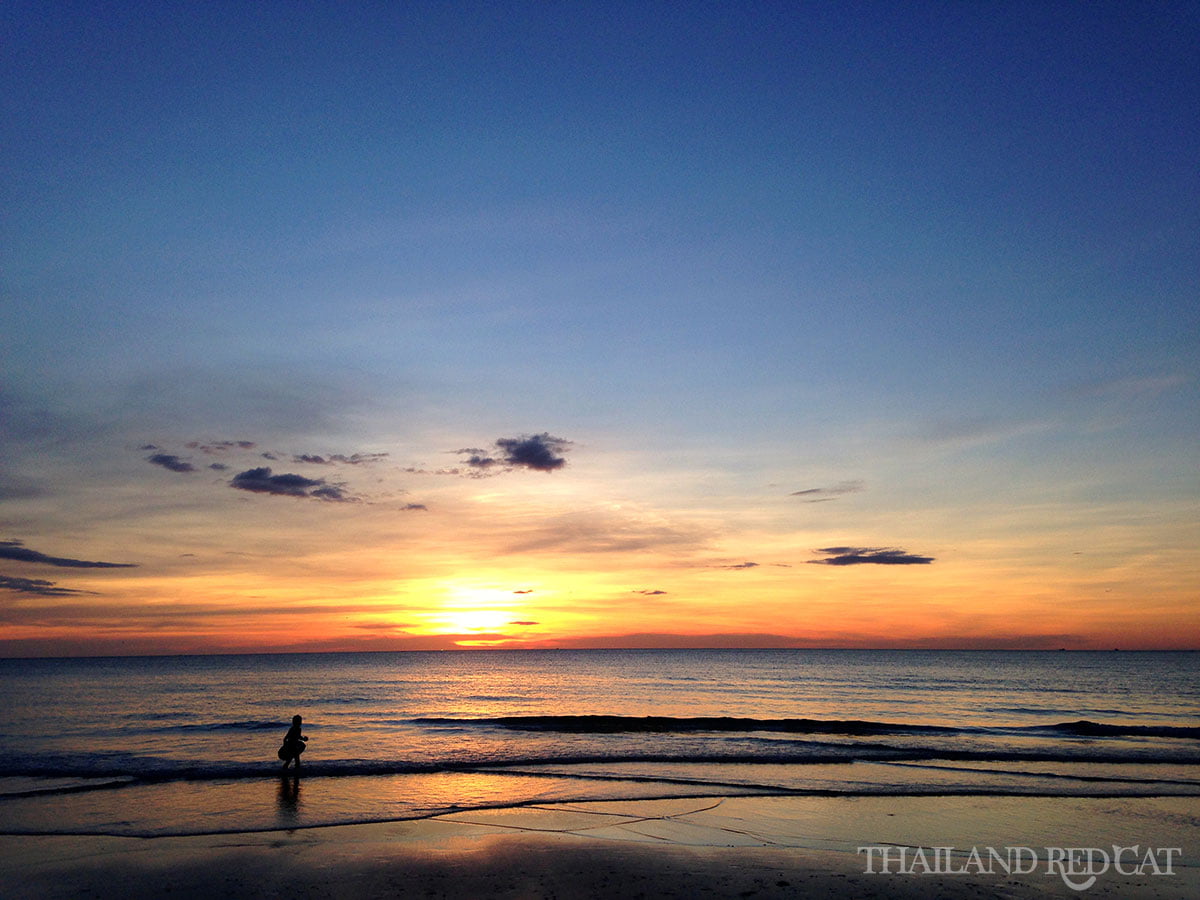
[0, 649, 1196, 836]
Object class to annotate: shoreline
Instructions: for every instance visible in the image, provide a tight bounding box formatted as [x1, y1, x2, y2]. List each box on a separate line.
[3, 795, 1195, 899]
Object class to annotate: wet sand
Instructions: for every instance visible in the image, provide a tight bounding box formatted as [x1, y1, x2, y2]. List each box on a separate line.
[2, 796, 1195, 899]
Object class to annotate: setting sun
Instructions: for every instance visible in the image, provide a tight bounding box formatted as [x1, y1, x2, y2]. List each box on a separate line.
[438, 609, 515, 633]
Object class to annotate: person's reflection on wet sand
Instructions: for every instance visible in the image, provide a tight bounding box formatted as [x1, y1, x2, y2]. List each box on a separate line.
[277, 773, 301, 828]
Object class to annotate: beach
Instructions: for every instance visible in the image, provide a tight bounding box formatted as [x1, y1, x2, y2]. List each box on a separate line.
[3, 652, 1195, 897]
[4, 795, 1195, 899]
[2, 651, 1197, 897]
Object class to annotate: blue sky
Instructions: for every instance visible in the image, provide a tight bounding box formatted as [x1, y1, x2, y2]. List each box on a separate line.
[1, 2, 1197, 654]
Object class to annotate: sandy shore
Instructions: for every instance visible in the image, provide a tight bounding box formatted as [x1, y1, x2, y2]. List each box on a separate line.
[3, 796, 1195, 899]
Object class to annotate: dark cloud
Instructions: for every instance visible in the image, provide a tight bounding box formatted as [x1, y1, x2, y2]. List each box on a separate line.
[513, 589, 534, 594]
[634, 589, 667, 595]
[146, 453, 196, 473]
[455, 433, 572, 474]
[400, 503, 428, 511]
[719, 561, 760, 570]
[340, 452, 388, 465]
[497, 433, 570, 471]
[293, 452, 388, 466]
[791, 480, 864, 502]
[509, 620, 539, 626]
[311, 484, 354, 502]
[463, 454, 499, 470]
[0, 540, 136, 568]
[809, 546, 934, 566]
[229, 467, 354, 502]
[452, 448, 500, 472]
[0, 574, 95, 597]
[146, 441, 384, 477]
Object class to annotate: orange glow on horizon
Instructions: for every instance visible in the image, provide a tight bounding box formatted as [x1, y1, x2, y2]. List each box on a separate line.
[2, 515, 1197, 656]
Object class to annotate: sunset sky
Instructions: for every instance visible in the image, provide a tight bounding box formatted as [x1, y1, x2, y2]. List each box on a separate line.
[2, 1, 1197, 656]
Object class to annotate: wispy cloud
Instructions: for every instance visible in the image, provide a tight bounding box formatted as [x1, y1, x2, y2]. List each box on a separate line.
[0, 470, 46, 501]
[633, 589, 667, 595]
[0, 540, 135, 569]
[229, 467, 355, 502]
[146, 441, 386, 475]
[791, 480, 864, 502]
[186, 440, 256, 454]
[809, 546, 934, 566]
[292, 452, 388, 466]
[501, 509, 708, 555]
[1065, 372, 1191, 432]
[519, 632, 812, 650]
[0, 574, 96, 597]
[1066, 373, 1187, 403]
[918, 416, 1049, 449]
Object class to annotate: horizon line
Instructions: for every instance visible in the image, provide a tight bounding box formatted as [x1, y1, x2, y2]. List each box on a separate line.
[3, 646, 1197, 661]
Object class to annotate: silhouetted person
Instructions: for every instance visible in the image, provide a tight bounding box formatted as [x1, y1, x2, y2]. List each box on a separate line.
[278, 714, 307, 771]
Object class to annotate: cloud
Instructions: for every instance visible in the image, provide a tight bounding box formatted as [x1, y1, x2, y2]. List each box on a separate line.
[0, 574, 95, 597]
[518, 632, 812, 650]
[292, 452, 388, 466]
[459, 451, 499, 471]
[1067, 373, 1187, 403]
[809, 546, 934, 566]
[0, 470, 46, 501]
[147, 440, 386, 476]
[633, 589, 667, 595]
[229, 467, 355, 502]
[718, 561, 759, 569]
[509, 620, 539, 626]
[186, 441, 256, 454]
[496, 433, 570, 471]
[513, 589, 534, 594]
[917, 416, 1049, 449]
[501, 509, 709, 555]
[146, 453, 197, 473]
[400, 503, 428, 511]
[0, 540, 136, 568]
[791, 480, 863, 502]
[455, 432, 572, 474]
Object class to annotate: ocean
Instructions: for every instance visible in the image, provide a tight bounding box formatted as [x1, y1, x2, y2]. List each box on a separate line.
[1, 649, 1197, 838]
